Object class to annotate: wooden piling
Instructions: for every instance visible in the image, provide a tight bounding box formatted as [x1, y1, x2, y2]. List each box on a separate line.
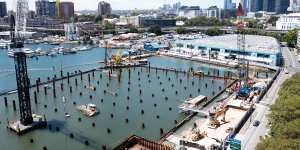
[12, 100, 16, 111]
[36, 80, 40, 93]
[44, 86, 47, 95]
[67, 72, 70, 84]
[34, 91, 37, 104]
[4, 97, 7, 107]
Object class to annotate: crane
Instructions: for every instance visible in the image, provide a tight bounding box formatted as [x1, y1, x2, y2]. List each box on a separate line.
[236, 2, 249, 87]
[9, 0, 28, 49]
[56, 0, 61, 18]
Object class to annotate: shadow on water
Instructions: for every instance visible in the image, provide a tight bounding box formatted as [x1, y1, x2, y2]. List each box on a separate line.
[47, 120, 100, 150]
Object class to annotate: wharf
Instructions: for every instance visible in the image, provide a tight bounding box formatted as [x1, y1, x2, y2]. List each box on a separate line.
[160, 52, 239, 68]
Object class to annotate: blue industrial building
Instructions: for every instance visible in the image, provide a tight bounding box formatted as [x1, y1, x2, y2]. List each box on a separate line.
[173, 34, 281, 66]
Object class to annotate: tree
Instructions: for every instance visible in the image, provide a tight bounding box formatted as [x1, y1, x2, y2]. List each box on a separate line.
[176, 27, 186, 34]
[284, 29, 298, 47]
[148, 25, 162, 35]
[104, 22, 115, 30]
[129, 26, 139, 33]
[256, 73, 300, 150]
[94, 15, 102, 23]
[205, 27, 223, 36]
[267, 16, 279, 26]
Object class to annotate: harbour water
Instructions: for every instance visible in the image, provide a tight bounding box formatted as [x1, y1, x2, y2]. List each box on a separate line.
[0, 43, 272, 150]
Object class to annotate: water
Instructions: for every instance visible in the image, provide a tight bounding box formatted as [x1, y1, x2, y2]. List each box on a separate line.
[0, 43, 272, 150]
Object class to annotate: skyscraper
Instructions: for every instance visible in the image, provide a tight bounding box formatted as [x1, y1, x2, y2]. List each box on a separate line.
[288, 0, 300, 12]
[49, 1, 56, 17]
[224, 0, 233, 9]
[249, 0, 264, 12]
[36, 0, 50, 16]
[98, 1, 112, 17]
[263, 0, 275, 12]
[275, 0, 289, 14]
[0, 1, 7, 17]
[60, 2, 74, 18]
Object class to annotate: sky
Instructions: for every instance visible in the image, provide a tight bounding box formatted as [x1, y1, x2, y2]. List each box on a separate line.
[3, 0, 223, 11]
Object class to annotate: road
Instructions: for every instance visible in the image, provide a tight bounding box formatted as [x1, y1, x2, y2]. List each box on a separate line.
[237, 47, 300, 150]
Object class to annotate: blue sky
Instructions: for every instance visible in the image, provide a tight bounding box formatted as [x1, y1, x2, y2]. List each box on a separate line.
[4, 0, 223, 10]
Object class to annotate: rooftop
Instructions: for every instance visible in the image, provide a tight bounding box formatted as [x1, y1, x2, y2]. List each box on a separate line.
[176, 34, 280, 54]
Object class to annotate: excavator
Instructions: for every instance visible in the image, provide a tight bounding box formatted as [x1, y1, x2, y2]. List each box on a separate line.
[208, 103, 229, 129]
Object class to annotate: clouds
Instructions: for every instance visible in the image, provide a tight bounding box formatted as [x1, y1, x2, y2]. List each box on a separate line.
[4, 0, 222, 11]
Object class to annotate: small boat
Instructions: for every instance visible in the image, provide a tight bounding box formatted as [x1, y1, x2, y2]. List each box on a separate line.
[35, 48, 46, 56]
[138, 59, 148, 65]
[79, 46, 91, 51]
[50, 42, 60, 45]
[65, 113, 71, 117]
[22, 48, 35, 57]
[77, 103, 99, 117]
[7, 49, 15, 57]
[47, 51, 58, 57]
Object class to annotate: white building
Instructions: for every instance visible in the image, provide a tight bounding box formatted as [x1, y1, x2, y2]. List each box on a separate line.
[178, 6, 200, 19]
[288, 0, 300, 12]
[118, 16, 140, 27]
[64, 23, 78, 41]
[276, 13, 300, 30]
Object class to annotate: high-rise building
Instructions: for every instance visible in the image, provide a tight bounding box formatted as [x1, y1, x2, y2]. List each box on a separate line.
[0, 1, 7, 17]
[249, 0, 264, 12]
[60, 2, 74, 18]
[288, 0, 300, 12]
[49, 1, 56, 17]
[98, 1, 111, 17]
[36, 0, 50, 16]
[224, 0, 233, 9]
[263, 0, 276, 12]
[275, 0, 289, 14]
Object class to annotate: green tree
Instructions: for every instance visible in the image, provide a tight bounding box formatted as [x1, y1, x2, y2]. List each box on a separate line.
[129, 26, 139, 33]
[94, 15, 102, 23]
[176, 27, 186, 34]
[256, 73, 300, 150]
[104, 22, 115, 30]
[148, 25, 162, 35]
[205, 27, 223, 36]
[284, 29, 298, 47]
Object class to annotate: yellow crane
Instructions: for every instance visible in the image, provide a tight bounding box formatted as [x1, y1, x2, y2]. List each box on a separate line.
[56, 0, 60, 18]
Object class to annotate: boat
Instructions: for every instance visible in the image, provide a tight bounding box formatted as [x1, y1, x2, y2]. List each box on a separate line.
[35, 48, 46, 56]
[138, 59, 148, 65]
[47, 51, 58, 57]
[78, 46, 91, 51]
[22, 48, 35, 57]
[63, 48, 77, 55]
[0, 39, 11, 49]
[65, 113, 71, 117]
[50, 42, 60, 45]
[77, 103, 99, 117]
[7, 49, 15, 57]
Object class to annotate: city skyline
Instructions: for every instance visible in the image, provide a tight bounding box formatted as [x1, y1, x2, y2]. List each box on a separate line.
[3, 0, 223, 11]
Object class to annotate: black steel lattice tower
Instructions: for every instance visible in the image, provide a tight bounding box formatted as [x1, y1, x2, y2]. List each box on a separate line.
[14, 52, 33, 125]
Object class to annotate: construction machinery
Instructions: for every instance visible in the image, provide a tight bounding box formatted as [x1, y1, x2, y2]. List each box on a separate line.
[208, 103, 229, 128]
[111, 49, 122, 64]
